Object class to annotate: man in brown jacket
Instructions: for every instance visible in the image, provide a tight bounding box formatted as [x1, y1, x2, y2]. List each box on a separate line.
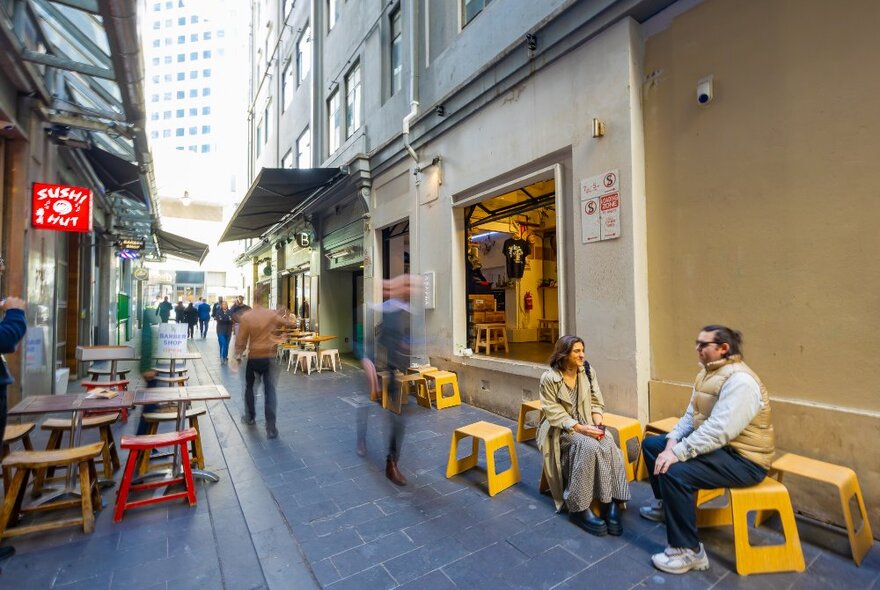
[233, 297, 291, 439]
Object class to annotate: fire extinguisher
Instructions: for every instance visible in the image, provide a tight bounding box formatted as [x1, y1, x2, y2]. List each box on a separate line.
[524, 291, 533, 311]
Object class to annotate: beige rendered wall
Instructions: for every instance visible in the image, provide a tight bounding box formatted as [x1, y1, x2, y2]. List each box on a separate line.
[643, 0, 880, 535]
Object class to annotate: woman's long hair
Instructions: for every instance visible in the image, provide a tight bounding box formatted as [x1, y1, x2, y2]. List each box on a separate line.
[548, 335, 590, 378]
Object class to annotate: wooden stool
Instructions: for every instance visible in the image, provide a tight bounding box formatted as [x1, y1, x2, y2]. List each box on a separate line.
[81, 380, 130, 422]
[446, 421, 521, 496]
[114, 428, 198, 522]
[40, 413, 121, 481]
[759, 453, 873, 566]
[421, 371, 462, 409]
[293, 351, 319, 374]
[154, 375, 189, 387]
[601, 412, 643, 482]
[516, 400, 543, 442]
[139, 408, 207, 474]
[319, 349, 341, 372]
[2, 423, 35, 495]
[150, 366, 188, 377]
[389, 374, 428, 413]
[0, 442, 104, 537]
[87, 367, 131, 381]
[697, 478, 805, 575]
[474, 324, 508, 354]
[537, 319, 559, 343]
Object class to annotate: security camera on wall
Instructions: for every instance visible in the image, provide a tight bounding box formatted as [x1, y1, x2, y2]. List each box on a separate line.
[0, 120, 14, 132]
[696, 75, 714, 105]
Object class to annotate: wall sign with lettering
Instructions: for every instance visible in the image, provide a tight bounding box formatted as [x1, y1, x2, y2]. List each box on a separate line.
[31, 183, 93, 233]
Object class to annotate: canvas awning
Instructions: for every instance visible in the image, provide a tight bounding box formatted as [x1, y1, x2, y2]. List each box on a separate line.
[219, 167, 345, 243]
[84, 147, 148, 206]
[155, 229, 209, 264]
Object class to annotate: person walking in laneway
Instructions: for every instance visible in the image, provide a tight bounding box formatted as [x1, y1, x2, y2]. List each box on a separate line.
[156, 296, 173, 323]
[174, 300, 185, 324]
[232, 287, 293, 439]
[197, 297, 211, 338]
[356, 274, 422, 486]
[184, 301, 198, 339]
[215, 300, 233, 364]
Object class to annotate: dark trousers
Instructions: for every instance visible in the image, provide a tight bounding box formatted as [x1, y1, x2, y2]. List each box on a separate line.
[357, 366, 405, 461]
[0, 388, 7, 460]
[187, 323, 195, 338]
[244, 358, 277, 428]
[135, 378, 160, 436]
[641, 434, 767, 550]
[199, 319, 208, 337]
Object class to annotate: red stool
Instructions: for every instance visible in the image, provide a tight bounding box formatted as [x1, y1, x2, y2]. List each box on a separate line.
[113, 428, 198, 522]
[81, 380, 130, 422]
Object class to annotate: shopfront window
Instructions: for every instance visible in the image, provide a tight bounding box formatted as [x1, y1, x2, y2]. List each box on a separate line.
[462, 176, 559, 363]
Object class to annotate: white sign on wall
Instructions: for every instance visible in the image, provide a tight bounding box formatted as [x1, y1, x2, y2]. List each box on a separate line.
[423, 271, 435, 310]
[157, 323, 188, 356]
[580, 169, 621, 243]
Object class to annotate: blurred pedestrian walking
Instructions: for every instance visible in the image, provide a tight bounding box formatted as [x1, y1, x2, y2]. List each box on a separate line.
[197, 297, 211, 338]
[215, 300, 233, 364]
[184, 301, 198, 338]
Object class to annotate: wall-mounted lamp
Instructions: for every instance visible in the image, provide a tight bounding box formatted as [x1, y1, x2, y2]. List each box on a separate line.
[591, 118, 605, 138]
[325, 246, 356, 260]
[525, 33, 537, 52]
[435, 105, 446, 117]
[181, 190, 192, 206]
[413, 155, 443, 186]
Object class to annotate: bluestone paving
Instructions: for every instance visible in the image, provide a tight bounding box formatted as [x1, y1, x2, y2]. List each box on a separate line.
[1, 330, 878, 588]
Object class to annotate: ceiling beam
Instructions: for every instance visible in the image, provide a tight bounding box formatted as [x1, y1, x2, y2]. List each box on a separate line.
[49, 0, 99, 13]
[33, 0, 113, 68]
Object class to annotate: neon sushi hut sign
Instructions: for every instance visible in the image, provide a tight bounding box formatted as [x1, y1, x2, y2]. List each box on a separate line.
[31, 182, 93, 233]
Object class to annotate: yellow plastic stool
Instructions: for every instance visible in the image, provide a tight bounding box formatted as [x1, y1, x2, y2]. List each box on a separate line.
[760, 453, 873, 566]
[422, 371, 462, 409]
[516, 400, 543, 442]
[388, 374, 428, 414]
[601, 412, 643, 482]
[446, 421, 521, 496]
[373, 371, 390, 403]
[696, 478, 805, 575]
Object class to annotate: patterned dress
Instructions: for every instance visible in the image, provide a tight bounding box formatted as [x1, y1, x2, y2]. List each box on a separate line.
[559, 375, 631, 512]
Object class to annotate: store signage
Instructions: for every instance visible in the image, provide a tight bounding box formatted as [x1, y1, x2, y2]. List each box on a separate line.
[580, 169, 620, 243]
[132, 267, 150, 281]
[31, 182, 93, 233]
[117, 238, 145, 251]
[297, 231, 311, 248]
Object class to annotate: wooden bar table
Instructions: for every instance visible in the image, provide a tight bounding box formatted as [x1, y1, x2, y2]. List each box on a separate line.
[294, 335, 336, 352]
[8, 391, 135, 504]
[133, 384, 230, 482]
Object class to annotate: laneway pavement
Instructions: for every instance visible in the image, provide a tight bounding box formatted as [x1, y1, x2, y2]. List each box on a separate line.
[2, 330, 879, 589]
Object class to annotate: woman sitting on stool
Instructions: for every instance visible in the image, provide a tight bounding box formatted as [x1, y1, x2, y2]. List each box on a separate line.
[537, 335, 631, 536]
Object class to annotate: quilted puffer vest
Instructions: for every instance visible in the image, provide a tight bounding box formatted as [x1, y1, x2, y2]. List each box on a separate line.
[692, 355, 774, 469]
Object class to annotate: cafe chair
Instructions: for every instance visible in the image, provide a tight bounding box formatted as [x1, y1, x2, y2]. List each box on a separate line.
[1, 441, 105, 537]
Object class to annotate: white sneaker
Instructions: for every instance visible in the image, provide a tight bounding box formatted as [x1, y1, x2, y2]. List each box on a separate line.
[651, 544, 710, 574]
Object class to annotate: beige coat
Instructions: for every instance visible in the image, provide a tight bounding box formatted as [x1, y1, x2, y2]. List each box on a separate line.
[536, 365, 604, 512]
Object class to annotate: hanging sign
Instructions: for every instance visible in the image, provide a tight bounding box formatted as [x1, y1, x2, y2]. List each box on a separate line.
[31, 182, 93, 233]
[580, 169, 620, 243]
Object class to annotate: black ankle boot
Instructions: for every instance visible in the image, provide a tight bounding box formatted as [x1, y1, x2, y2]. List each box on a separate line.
[604, 502, 623, 536]
[569, 509, 608, 536]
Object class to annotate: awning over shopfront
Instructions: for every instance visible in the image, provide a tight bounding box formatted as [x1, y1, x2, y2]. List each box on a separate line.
[155, 229, 209, 264]
[219, 167, 345, 243]
[84, 148, 149, 207]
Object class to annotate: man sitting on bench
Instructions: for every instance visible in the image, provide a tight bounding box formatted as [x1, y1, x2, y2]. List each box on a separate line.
[640, 325, 774, 574]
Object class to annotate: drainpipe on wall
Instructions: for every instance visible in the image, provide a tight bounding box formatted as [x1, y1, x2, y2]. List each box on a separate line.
[402, 0, 419, 168]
